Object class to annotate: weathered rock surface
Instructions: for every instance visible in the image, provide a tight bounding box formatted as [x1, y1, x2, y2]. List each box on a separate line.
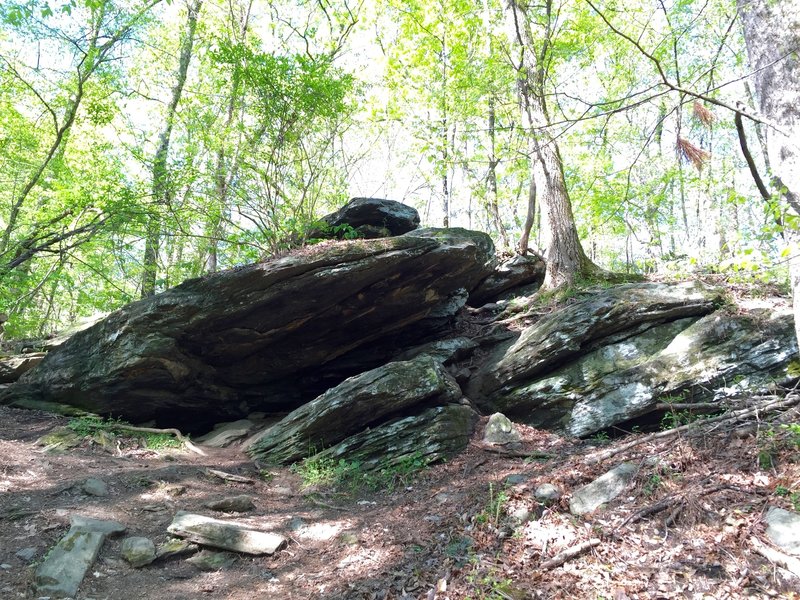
[248, 354, 462, 464]
[35, 516, 126, 597]
[204, 495, 256, 513]
[0, 352, 45, 383]
[765, 506, 800, 555]
[467, 282, 797, 436]
[187, 549, 238, 571]
[469, 254, 545, 306]
[315, 197, 420, 237]
[570, 462, 637, 515]
[311, 404, 478, 471]
[469, 282, 725, 402]
[483, 413, 521, 446]
[195, 420, 256, 447]
[121, 536, 157, 567]
[167, 512, 286, 555]
[2, 229, 494, 427]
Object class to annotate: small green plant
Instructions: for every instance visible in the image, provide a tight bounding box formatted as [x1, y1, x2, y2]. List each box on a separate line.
[780, 423, 800, 448]
[775, 485, 800, 511]
[464, 562, 515, 600]
[643, 474, 662, 497]
[290, 455, 362, 488]
[475, 483, 509, 527]
[590, 430, 610, 442]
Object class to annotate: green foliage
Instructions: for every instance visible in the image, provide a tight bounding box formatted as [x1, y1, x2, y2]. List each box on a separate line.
[774, 485, 800, 511]
[643, 474, 663, 497]
[290, 455, 363, 488]
[464, 561, 515, 600]
[474, 482, 509, 527]
[290, 450, 431, 492]
[66, 415, 183, 449]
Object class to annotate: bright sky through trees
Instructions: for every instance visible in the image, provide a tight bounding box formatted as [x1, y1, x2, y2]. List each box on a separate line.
[0, 0, 797, 336]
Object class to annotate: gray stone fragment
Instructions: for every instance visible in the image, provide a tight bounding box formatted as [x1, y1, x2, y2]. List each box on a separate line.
[203, 495, 256, 513]
[121, 537, 156, 568]
[195, 420, 255, 447]
[483, 413, 521, 446]
[504, 474, 527, 486]
[34, 529, 106, 598]
[186, 550, 237, 571]
[508, 505, 531, 523]
[155, 538, 198, 560]
[15, 547, 38, 561]
[765, 506, 800, 555]
[69, 515, 126, 535]
[534, 483, 561, 503]
[81, 477, 108, 497]
[569, 462, 637, 516]
[167, 512, 286, 555]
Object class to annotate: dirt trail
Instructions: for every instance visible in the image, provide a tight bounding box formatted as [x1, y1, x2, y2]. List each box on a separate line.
[1, 404, 798, 599]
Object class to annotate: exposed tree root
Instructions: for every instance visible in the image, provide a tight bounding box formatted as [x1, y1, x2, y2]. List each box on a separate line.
[540, 538, 601, 569]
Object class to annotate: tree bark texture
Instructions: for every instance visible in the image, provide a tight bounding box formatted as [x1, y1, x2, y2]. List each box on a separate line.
[738, 0, 800, 348]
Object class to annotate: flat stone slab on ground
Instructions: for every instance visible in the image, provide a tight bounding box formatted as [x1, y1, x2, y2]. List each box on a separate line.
[167, 512, 286, 555]
[35, 529, 106, 598]
[203, 495, 256, 512]
[765, 506, 800, 555]
[570, 462, 637, 516]
[35, 515, 127, 597]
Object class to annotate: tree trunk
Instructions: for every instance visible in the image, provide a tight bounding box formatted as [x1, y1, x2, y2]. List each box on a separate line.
[504, 0, 600, 288]
[738, 0, 800, 347]
[141, 0, 202, 297]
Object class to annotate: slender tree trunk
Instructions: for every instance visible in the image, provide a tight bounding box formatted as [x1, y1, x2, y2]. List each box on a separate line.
[738, 0, 800, 346]
[141, 0, 202, 297]
[486, 100, 509, 248]
[505, 0, 601, 288]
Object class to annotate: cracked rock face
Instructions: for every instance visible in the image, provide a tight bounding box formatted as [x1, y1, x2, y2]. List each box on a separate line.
[467, 282, 797, 437]
[2, 230, 495, 428]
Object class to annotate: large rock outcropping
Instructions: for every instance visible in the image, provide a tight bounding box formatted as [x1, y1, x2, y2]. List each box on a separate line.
[467, 282, 797, 436]
[1, 198, 796, 470]
[2, 228, 495, 428]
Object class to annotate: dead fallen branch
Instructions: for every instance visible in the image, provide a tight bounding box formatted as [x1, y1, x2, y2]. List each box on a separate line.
[750, 536, 800, 579]
[206, 468, 254, 483]
[539, 538, 601, 569]
[586, 394, 800, 465]
[621, 483, 734, 529]
[654, 402, 724, 411]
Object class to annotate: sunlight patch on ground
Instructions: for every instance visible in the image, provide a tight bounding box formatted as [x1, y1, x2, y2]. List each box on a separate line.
[293, 520, 352, 542]
[336, 545, 390, 571]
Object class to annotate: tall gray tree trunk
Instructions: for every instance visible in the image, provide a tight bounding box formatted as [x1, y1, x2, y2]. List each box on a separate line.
[504, 0, 600, 288]
[141, 0, 202, 297]
[738, 0, 800, 346]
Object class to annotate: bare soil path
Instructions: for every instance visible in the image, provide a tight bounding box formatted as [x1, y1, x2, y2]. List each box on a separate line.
[1, 404, 798, 599]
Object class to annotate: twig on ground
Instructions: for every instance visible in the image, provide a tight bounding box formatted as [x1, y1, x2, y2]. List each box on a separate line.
[585, 394, 800, 465]
[206, 468, 254, 483]
[539, 538, 601, 569]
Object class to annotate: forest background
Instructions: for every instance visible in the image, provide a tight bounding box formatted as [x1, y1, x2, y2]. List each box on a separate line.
[0, 0, 797, 338]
